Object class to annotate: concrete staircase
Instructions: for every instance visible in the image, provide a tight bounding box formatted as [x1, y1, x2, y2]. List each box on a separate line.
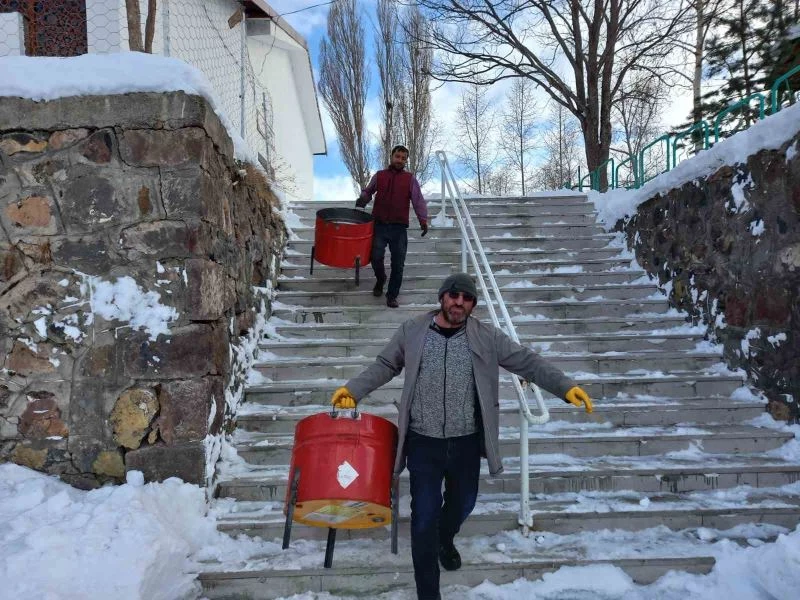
[199, 196, 800, 599]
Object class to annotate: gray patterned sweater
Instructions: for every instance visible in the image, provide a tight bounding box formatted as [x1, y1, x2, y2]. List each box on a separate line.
[409, 321, 478, 438]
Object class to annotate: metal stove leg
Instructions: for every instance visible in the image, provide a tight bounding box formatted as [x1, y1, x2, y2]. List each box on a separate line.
[324, 527, 337, 568]
[310, 246, 315, 275]
[282, 468, 301, 550]
[391, 475, 399, 554]
[355, 256, 361, 286]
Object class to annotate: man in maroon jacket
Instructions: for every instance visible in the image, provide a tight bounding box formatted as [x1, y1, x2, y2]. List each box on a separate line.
[356, 145, 428, 308]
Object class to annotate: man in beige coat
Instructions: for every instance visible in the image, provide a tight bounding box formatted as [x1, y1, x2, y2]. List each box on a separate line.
[331, 273, 593, 600]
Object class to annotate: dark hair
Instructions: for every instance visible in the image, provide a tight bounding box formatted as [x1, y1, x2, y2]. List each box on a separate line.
[391, 144, 409, 156]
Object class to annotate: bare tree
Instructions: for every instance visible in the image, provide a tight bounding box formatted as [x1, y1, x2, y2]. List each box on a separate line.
[612, 74, 667, 184]
[396, 6, 439, 184]
[125, 0, 158, 53]
[535, 101, 581, 190]
[414, 0, 693, 189]
[319, 0, 372, 189]
[483, 165, 517, 196]
[455, 83, 497, 194]
[376, 0, 402, 166]
[499, 78, 538, 195]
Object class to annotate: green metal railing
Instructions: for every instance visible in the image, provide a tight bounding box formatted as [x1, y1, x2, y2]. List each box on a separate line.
[714, 93, 766, 143]
[578, 63, 799, 193]
[615, 155, 638, 189]
[770, 64, 800, 114]
[672, 121, 710, 166]
[639, 134, 671, 186]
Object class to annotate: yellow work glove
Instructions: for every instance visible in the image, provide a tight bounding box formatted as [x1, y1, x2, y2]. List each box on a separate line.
[565, 386, 593, 413]
[331, 386, 356, 409]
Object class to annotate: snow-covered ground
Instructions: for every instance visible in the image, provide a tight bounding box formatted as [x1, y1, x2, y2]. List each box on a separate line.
[2, 462, 800, 599]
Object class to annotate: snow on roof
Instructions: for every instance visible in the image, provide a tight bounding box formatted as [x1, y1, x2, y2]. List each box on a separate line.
[593, 102, 800, 228]
[0, 52, 259, 165]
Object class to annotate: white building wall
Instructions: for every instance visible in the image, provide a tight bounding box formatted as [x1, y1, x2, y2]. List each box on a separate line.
[248, 32, 315, 202]
[0, 12, 23, 56]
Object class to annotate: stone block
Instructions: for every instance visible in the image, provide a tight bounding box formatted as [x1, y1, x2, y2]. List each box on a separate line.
[110, 387, 159, 449]
[12, 445, 47, 470]
[156, 377, 223, 444]
[17, 391, 69, 439]
[51, 165, 162, 234]
[122, 324, 229, 379]
[119, 128, 212, 168]
[6, 341, 57, 377]
[185, 258, 235, 320]
[0, 245, 24, 283]
[51, 237, 113, 275]
[48, 128, 90, 150]
[2, 193, 63, 239]
[69, 378, 120, 441]
[124, 441, 206, 485]
[119, 220, 192, 258]
[78, 129, 115, 164]
[0, 133, 47, 155]
[160, 167, 226, 225]
[755, 291, 791, 324]
[92, 449, 125, 478]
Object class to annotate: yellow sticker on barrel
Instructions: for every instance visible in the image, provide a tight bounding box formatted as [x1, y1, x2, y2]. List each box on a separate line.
[304, 503, 362, 525]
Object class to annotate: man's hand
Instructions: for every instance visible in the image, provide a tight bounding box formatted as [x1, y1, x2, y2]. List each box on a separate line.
[355, 196, 368, 208]
[565, 386, 593, 413]
[331, 386, 356, 409]
[420, 220, 428, 237]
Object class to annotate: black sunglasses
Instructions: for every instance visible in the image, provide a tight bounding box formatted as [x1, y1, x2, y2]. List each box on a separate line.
[446, 291, 476, 303]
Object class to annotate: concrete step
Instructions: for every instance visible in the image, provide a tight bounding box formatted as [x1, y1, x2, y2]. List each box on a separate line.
[289, 193, 594, 213]
[214, 487, 800, 541]
[245, 371, 746, 406]
[232, 424, 791, 466]
[199, 554, 714, 599]
[234, 398, 767, 433]
[291, 223, 606, 242]
[271, 301, 684, 326]
[215, 453, 800, 502]
[286, 234, 615, 253]
[291, 212, 600, 227]
[251, 352, 724, 381]
[281, 256, 636, 277]
[273, 282, 658, 307]
[260, 332, 704, 357]
[286, 246, 627, 264]
[279, 270, 647, 293]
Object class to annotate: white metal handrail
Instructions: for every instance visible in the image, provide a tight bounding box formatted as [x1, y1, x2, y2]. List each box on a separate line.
[435, 150, 549, 533]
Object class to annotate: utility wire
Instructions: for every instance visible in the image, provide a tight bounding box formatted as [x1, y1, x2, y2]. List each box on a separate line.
[275, 1, 338, 18]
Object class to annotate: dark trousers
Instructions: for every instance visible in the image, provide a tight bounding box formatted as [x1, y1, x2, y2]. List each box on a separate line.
[371, 222, 408, 299]
[406, 430, 481, 600]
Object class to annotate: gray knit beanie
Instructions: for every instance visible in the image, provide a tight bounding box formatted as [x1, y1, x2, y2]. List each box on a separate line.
[438, 273, 478, 301]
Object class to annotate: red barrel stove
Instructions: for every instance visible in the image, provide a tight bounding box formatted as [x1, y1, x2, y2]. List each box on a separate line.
[282, 409, 399, 568]
[310, 208, 374, 285]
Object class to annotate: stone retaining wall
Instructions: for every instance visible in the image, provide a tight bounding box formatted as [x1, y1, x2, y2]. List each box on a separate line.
[0, 92, 286, 488]
[622, 133, 800, 420]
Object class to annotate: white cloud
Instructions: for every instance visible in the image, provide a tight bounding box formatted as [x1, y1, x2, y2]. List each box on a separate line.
[313, 174, 359, 201]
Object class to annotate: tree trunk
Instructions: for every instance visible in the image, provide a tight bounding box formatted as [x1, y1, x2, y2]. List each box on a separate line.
[125, 0, 143, 52]
[144, 0, 158, 53]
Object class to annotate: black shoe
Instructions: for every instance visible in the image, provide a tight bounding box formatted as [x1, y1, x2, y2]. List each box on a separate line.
[438, 540, 461, 571]
[373, 279, 385, 297]
[386, 296, 399, 308]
